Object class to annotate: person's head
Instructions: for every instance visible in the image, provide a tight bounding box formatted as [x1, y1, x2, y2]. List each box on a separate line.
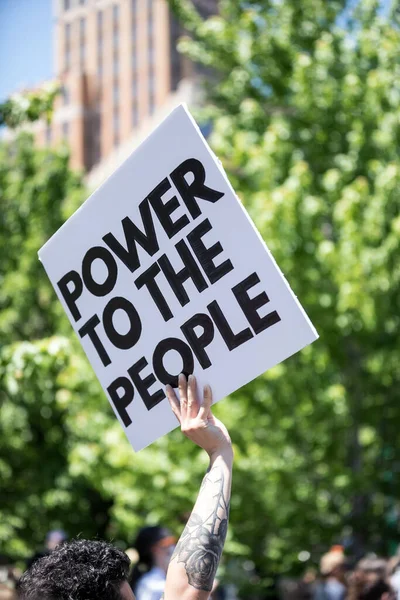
[354, 558, 393, 600]
[320, 547, 346, 582]
[17, 539, 134, 600]
[387, 556, 400, 577]
[130, 526, 176, 589]
[358, 579, 393, 600]
[45, 529, 67, 551]
[357, 558, 388, 588]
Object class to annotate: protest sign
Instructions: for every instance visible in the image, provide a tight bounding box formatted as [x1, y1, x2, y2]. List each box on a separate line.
[39, 104, 318, 451]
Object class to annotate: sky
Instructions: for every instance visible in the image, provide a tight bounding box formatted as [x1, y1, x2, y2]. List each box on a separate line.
[0, 0, 53, 101]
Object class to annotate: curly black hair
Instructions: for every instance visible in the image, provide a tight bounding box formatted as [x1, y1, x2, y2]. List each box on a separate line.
[17, 539, 130, 600]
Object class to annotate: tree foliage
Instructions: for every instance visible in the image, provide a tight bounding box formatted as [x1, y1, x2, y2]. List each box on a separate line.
[0, 135, 82, 343]
[0, 135, 103, 558]
[167, 0, 400, 588]
[0, 83, 60, 128]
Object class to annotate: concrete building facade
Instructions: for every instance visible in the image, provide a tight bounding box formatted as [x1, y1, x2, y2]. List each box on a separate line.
[31, 0, 216, 172]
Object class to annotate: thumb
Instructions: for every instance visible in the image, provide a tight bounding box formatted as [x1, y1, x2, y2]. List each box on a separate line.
[198, 384, 213, 420]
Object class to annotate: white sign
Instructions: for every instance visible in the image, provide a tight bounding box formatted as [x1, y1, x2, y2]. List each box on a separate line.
[39, 105, 318, 451]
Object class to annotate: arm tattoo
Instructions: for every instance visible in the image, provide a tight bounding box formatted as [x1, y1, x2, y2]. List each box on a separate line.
[171, 465, 230, 592]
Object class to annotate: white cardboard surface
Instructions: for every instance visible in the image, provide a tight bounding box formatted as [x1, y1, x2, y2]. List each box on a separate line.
[39, 105, 318, 451]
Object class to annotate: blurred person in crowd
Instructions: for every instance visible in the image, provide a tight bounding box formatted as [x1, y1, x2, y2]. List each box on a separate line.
[17, 374, 233, 600]
[314, 546, 347, 600]
[26, 529, 67, 569]
[129, 526, 176, 600]
[0, 586, 15, 600]
[298, 569, 318, 600]
[387, 556, 400, 600]
[280, 569, 317, 600]
[0, 555, 18, 600]
[347, 557, 394, 600]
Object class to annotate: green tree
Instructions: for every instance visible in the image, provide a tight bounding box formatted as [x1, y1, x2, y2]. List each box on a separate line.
[0, 133, 116, 559]
[165, 0, 400, 592]
[0, 134, 82, 343]
[0, 83, 60, 128]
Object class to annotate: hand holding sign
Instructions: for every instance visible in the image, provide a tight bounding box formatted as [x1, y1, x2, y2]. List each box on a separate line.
[39, 104, 318, 450]
[166, 374, 232, 458]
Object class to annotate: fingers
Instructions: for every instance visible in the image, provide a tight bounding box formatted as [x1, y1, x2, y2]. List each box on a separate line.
[187, 374, 200, 418]
[166, 384, 181, 423]
[168, 374, 213, 423]
[178, 373, 188, 421]
[198, 383, 213, 420]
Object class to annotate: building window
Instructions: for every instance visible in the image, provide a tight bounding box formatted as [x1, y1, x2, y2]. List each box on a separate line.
[62, 85, 70, 105]
[97, 11, 103, 79]
[132, 102, 138, 127]
[148, 0, 155, 104]
[132, 2, 137, 107]
[149, 45, 155, 65]
[92, 104, 102, 165]
[80, 18, 86, 68]
[113, 109, 120, 147]
[113, 81, 119, 104]
[80, 17, 86, 36]
[149, 71, 155, 94]
[65, 23, 71, 69]
[113, 110, 119, 130]
[148, 41, 155, 113]
[132, 0, 137, 67]
[113, 55, 119, 75]
[113, 4, 120, 23]
[113, 5, 119, 75]
[62, 122, 69, 139]
[148, 0, 154, 34]
[149, 94, 155, 116]
[93, 129, 101, 165]
[79, 0, 87, 4]
[64, 0, 71, 10]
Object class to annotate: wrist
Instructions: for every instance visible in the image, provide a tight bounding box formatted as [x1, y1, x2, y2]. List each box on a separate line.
[209, 446, 234, 466]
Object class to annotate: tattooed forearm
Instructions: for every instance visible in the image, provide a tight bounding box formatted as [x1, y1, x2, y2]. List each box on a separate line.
[171, 465, 230, 592]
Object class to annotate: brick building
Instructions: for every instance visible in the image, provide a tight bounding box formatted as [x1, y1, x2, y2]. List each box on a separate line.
[33, 0, 216, 172]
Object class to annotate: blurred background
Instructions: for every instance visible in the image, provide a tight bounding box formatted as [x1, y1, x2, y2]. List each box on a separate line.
[1, 0, 400, 598]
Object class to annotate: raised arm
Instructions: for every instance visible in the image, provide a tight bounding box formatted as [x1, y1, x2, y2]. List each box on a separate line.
[164, 374, 233, 600]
